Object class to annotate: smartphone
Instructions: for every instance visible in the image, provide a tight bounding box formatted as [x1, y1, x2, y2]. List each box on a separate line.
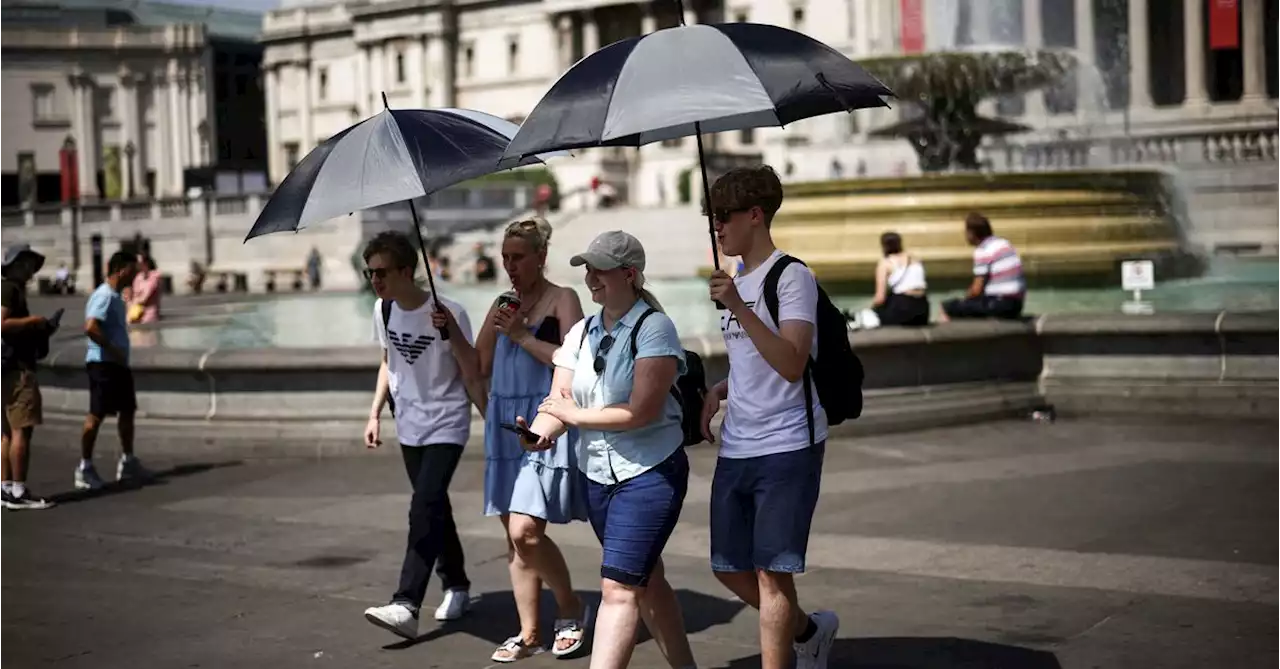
[48, 308, 65, 331]
[499, 422, 542, 442]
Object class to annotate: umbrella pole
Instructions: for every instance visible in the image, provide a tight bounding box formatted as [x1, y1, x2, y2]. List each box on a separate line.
[407, 198, 450, 342]
[694, 121, 726, 310]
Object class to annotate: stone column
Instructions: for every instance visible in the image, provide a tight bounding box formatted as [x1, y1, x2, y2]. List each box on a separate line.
[299, 59, 314, 150]
[1126, 0, 1152, 110]
[370, 45, 385, 106]
[1022, 0, 1045, 118]
[419, 35, 431, 108]
[1183, 0, 1207, 106]
[1241, 0, 1266, 102]
[1073, 0, 1096, 117]
[264, 64, 283, 184]
[117, 69, 136, 199]
[556, 15, 574, 68]
[188, 66, 206, 165]
[409, 38, 427, 109]
[426, 37, 447, 107]
[153, 69, 172, 197]
[682, 2, 696, 26]
[582, 10, 599, 55]
[167, 59, 185, 190]
[640, 2, 656, 34]
[69, 73, 99, 200]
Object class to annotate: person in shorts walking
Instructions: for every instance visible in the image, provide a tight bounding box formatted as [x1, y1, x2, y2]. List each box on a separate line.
[361, 232, 479, 640]
[78, 251, 149, 490]
[702, 166, 839, 669]
[2, 244, 55, 509]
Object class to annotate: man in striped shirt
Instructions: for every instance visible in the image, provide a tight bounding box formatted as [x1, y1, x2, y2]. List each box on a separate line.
[941, 212, 1026, 321]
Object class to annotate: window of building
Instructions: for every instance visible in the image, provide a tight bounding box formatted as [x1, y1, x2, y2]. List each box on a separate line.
[395, 52, 406, 84]
[318, 67, 328, 100]
[285, 143, 300, 170]
[31, 84, 58, 122]
[733, 9, 748, 22]
[96, 87, 116, 121]
[791, 4, 805, 30]
[463, 43, 475, 78]
[508, 37, 519, 74]
[661, 137, 683, 148]
[738, 127, 755, 145]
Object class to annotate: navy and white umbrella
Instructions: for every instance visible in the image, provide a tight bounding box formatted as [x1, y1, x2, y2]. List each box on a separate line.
[501, 16, 893, 274]
[247, 102, 562, 338]
[247, 105, 556, 240]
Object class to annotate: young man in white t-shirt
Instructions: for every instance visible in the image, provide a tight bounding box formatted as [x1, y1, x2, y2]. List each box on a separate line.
[701, 166, 838, 669]
[359, 232, 481, 640]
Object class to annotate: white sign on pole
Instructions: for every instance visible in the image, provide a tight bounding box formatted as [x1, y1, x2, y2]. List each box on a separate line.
[1121, 260, 1155, 292]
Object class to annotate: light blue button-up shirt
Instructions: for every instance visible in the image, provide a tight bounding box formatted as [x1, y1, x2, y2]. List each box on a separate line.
[552, 299, 687, 485]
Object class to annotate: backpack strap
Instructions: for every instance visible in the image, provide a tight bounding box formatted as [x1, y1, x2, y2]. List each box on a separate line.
[629, 308, 658, 358]
[379, 298, 396, 417]
[762, 255, 816, 447]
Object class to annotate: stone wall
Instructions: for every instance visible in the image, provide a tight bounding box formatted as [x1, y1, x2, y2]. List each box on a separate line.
[36, 312, 1277, 441]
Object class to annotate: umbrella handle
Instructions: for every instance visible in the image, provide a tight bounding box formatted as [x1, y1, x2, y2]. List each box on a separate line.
[407, 199, 450, 341]
[694, 122, 726, 311]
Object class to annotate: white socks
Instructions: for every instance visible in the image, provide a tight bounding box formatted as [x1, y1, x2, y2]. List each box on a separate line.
[1, 481, 10, 495]
[10, 482, 25, 498]
[80, 459, 93, 470]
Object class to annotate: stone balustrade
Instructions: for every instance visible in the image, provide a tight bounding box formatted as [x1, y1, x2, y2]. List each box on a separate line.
[33, 313, 1277, 443]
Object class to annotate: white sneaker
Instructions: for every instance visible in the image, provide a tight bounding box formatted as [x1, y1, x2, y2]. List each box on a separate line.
[434, 588, 470, 621]
[75, 464, 105, 491]
[794, 610, 839, 669]
[363, 603, 418, 640]
[117, 455, 152, 482]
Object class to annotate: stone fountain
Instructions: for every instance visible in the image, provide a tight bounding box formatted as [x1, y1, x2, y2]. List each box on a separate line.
[758, 15, 1196, 287]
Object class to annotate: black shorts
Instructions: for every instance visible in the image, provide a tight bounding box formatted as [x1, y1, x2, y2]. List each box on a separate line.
[87, 362, 137, 417]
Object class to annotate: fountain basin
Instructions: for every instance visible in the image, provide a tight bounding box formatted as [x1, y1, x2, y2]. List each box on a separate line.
[713, 168, 1195, 284]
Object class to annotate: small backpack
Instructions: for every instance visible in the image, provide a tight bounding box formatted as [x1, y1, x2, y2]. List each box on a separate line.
[380, 298, 397, 417]
[579, 311, 708, 447]
[763, 255, 864, 444]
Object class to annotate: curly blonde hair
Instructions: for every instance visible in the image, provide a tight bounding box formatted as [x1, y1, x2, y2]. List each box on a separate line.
[504, 216, 553, 254]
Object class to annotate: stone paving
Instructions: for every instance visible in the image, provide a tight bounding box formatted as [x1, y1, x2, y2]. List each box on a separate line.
[2, 418, 1276, 669]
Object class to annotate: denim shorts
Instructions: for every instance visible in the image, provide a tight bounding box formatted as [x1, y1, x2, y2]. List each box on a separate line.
[709, 442, 826, 574]
[585, 447, 689, 587]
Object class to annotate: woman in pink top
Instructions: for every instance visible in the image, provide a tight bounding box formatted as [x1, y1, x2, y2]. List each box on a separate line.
[129, 256, 162, 324]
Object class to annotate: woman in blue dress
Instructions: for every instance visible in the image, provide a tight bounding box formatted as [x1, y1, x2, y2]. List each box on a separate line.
[476, 217, 589, 662]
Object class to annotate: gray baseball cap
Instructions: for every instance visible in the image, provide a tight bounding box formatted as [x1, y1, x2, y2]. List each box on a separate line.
[569, 230, 646, 271]
[2, 243, 45, 272]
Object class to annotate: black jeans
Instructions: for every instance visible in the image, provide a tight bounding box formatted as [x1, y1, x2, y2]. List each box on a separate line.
[942, 295, 1024, 320]
[392, 444, 470, 611]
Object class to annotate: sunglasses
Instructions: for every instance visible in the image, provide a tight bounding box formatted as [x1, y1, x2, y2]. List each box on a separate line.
[593, 334, 615, 374]
[713, 207, 752, 223]
[363, 267, 397, 280]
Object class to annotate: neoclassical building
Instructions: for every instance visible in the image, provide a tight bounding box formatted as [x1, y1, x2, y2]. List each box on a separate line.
[261, 0, 1277, 219]
[0, 0, 267, 205]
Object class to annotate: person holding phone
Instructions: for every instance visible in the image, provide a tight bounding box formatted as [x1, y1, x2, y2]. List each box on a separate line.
[518, 231, 696, 669]
[2, 244, 56, 510]
[472, 217, 590, 662]
[360, 232, 481, 641]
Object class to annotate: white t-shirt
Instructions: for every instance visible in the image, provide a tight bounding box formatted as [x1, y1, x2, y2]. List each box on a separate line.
[719, 250, 828, 458]
[373, 295, 473, 447]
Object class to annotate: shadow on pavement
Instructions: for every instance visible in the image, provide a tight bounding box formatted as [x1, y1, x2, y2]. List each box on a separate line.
[48, 460, 244, 505]
[721, 636, 1063, 669]
[380, 587, 747, 652]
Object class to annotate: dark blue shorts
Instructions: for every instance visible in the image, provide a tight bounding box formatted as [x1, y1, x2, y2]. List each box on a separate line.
[709, 442, 826, 574]
[585, 448, 689, 587]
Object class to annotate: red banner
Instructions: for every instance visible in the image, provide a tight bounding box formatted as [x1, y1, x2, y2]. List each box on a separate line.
[899, 0, 925, 54]
[59, 146, 78, 203]
[1208, 0, 1240, 50]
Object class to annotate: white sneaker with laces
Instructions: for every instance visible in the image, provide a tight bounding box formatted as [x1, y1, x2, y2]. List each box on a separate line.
[117, 456, 151, 482]
[75, 464, 105, 491]
[434, 588, 470, 621]
[794, 610, 840, 669]
[363, 603, 418, 640]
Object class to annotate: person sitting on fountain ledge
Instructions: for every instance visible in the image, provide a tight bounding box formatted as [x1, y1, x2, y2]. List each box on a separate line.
[940, 213, 1026, 322]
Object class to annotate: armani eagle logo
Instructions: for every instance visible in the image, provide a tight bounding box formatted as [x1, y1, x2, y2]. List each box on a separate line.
[388, 330, 435, 364]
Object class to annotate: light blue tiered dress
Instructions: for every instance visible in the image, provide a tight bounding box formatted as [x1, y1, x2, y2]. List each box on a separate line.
[483, 320, 588, 523]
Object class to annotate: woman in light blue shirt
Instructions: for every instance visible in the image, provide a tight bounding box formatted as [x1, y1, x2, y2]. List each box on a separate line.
[519, 231, 696, 669]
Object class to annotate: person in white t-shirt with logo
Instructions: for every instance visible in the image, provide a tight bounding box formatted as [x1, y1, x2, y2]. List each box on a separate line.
[701, 166, 839, 669]
[359, 232, 482, 641]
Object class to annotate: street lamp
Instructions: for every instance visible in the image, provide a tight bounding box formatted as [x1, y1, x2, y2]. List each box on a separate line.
[123, 141, 136, 200]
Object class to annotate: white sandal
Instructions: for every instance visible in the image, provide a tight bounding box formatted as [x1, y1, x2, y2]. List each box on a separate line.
[551, 604, 591, 658]
[491, 635, 542, 663]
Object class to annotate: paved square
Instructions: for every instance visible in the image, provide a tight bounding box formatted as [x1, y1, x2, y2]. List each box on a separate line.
[3, 418, 1275, 668]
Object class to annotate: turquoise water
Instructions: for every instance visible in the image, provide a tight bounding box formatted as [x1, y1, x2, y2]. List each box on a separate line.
[142, 257, 1278, 350]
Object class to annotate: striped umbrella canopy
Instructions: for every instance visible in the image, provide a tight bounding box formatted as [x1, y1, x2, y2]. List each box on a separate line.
[246, 106, 559, 240]
[499, 19, 893, 276]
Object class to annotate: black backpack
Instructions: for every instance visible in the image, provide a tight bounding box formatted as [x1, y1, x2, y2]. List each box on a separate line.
[380, 298, 397, 417]
[763, 255, 864, 444]
[579, 310, 707, 447]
